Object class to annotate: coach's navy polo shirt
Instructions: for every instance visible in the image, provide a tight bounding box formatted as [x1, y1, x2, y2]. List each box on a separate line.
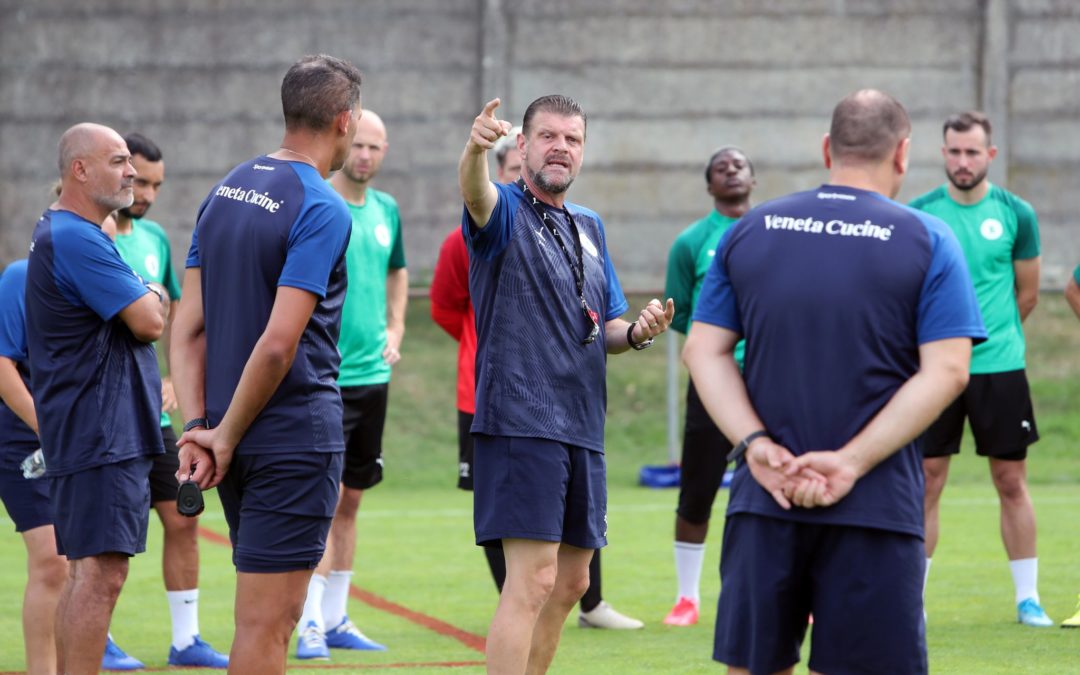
[694, 185, 986, 537]
[463, 181, 629, 453]
[25, 210, 164, 476]
[0, 260, 38, 450]
[188, 157, 351, 455]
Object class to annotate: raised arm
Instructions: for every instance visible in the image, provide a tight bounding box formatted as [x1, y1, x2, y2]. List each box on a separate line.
[459, 98, 511, 228]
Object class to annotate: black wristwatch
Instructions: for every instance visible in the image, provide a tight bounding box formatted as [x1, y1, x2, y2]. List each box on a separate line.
[182, 417, 209, 432]
[627, 323, 654, 351]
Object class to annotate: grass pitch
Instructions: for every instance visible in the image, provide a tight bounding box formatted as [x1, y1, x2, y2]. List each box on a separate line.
[0, 294, 1077, 673]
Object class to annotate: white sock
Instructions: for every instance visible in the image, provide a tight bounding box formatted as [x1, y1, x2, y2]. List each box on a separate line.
[166, 589, 200, 650]
[323, 570, 353, 629]
[923, 558, 932, 597]
[674, 542, 706, 603]
[1010, 557, 1039, 605]
[300, 574, 328, 632]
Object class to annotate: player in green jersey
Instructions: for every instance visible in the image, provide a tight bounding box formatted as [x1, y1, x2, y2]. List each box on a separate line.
[662, 147, 755, 627]
[110, 133, 228, 668]
[297, 111, 405, 658]
[910, 112, 1050, 627]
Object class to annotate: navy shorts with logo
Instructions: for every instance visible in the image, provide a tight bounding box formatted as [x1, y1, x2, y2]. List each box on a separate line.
[217, 451, 343, 573]
[0, 442, 53, 533]
[149, 425, 182, 503]
[677, 379, 733, 524]
[473, 434, 606, 550]
[52, 456, 153, 559]
[340, 384, 388, 490]
[457, 410, 475, 491]
[714, 513, 926, 675]
[924, 369, 1039, 460]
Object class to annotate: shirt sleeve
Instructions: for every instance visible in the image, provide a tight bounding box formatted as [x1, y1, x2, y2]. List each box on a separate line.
[55, 226, 150, 321]
[160, 236, 182, 300]
[463, 182, 515, 262]
[916, 216, 988, 345]
[430, 229, 471, 340]
[1011, 196, 1041, 260]
[388, 203, 406, 269]
[279, 198, 352, 298]
[1074, 264, 1080, 286]
[691, 226, 742, 334]
[664, 233, 696, 334]
[0, 264, 27, 360]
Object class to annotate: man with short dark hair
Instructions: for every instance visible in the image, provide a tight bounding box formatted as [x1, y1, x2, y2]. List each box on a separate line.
[663, 146, 755, 627]
[912, 111, 1050, 627]
[459, 94, 673, 673]
[171, 54, 361, 673]
[25, 122, 168, 675]
[111, 131, 228, 668]
[684, 89, 985, 674]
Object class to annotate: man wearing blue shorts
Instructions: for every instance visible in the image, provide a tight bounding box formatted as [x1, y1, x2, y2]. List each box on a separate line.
[25, 123, 168, 675]
[0, 259, 69, 674]
[458, 95, 674, 673]
[684, 90, 986, 674]
[171, 54, 360, 674]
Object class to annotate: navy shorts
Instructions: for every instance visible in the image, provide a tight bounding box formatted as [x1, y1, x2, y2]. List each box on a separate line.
[217, 451, 343, 573]
[676, 379, 733, 524]
[457, 411, 475, 491]
[149, 425, 181, 503]
[340, 384, 388, 490]
[924, 370, 1038, 460]
[714, 513, 926, 675]
[473, 434, 606, 549]
[0, 443, 53, 533]
[52, 456, 153, 559]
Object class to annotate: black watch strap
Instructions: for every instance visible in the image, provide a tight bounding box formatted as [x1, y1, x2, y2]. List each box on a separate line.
[627, 322, 654, 351]
[182, 417, 209, 432]
[727, 430, 769, 463]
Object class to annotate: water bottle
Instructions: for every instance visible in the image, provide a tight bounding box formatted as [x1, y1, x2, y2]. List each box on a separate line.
[20, 448, 45, 479]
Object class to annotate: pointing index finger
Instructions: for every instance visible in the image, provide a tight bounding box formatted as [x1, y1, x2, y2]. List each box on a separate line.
[482, 98, 501, 118]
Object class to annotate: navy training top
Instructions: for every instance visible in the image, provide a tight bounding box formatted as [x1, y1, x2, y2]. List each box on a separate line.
[693, 184, 986, 537]
[463, 181, 629, 452]
[0, 260, 38, 450]
[25, 210, 164, 476]
[187, 157, 351, 455]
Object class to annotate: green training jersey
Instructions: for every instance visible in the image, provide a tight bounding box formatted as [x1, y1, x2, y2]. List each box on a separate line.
[113, 218, 181, 427]
[1074, 264, 1080, 286]
[337, 188, 406, 387]
[909, 183, 1039, 374]
[664, 209, 744, 364]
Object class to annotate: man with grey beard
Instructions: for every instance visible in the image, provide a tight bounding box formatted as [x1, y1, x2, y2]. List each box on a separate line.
[25, 123, 168, 675]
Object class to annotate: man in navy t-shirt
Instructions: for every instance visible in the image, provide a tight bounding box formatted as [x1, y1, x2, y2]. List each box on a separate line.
[171, 54, 361, 673]
[25, 123, 168, 675]
[458, 95, 675, 673]
[684, 90, 986, 674]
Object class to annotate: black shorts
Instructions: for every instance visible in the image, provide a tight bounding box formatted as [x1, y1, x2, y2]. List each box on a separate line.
[923, 370, 1039, 460]
[677, 379, 733, 524]
[457, 410, 475, 491]
[340, 384, 388, 490]
[149, 426, 182, 503]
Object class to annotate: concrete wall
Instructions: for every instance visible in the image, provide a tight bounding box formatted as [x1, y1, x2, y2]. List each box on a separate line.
[1, 0, 1076, 288]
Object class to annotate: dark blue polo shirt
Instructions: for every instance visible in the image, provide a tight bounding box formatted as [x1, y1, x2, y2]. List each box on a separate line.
[25, 210, 164, 476]
[463, 181, 629, 452]
[694, 185, 986, 537]
[187, 157, 351, 455]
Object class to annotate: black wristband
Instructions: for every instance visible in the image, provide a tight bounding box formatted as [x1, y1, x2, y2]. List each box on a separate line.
[627, 322, 654, 351]
[182, 417, 209, 432]
[727, 430, 769, 463]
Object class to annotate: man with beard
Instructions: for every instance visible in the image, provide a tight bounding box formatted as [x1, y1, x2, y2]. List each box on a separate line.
[171, 54, 360, 673]
[459, 95, 674, 673]
[110, 131, 228, 668]
[432, 128, 643, 630]
[911, 111, 1050, 627]
[662, 146, 756, 627]
[295, 109, 403, 659]
[25, 122, 167, 675]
